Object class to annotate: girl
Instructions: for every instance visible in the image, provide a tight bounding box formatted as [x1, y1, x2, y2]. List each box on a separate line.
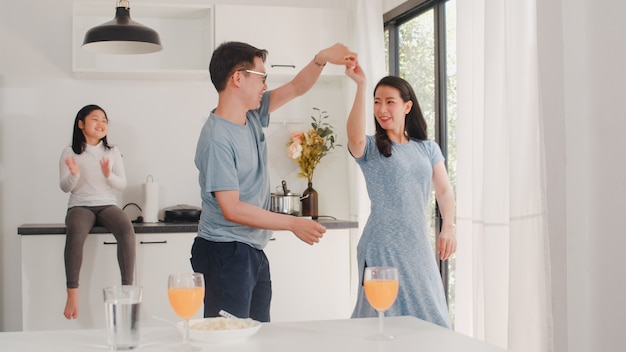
[59, 104, 135, 320]
[345, 66, 456, 328]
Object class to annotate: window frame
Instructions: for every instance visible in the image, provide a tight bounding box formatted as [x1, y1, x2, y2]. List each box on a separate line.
[384, 0, 452, 299]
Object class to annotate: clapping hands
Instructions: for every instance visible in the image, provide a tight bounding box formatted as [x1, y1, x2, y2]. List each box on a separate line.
[65, 156, 111, 178]
[99, 158, 111, 178]
[65, 157, 80, 176]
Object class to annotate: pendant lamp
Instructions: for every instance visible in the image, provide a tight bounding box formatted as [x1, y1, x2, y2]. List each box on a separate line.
[82, 0, 162, 54]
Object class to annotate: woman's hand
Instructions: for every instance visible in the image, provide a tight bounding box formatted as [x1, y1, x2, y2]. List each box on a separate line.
[437, 224, 457, 260]
[345, 63, 366, 85]
[65, 157, 80, 176]
[100, 158, 111, 178]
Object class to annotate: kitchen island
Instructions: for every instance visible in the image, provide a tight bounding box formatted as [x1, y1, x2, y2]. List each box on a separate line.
[0, 316, 507, 352]
[18, 219, 358, 331]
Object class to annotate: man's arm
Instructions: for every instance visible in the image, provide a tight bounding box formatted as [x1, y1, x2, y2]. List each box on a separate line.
[214, 190, 326, 245]
[268, 43, 357, 113]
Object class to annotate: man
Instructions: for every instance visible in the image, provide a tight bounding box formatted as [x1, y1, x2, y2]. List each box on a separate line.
[192, 41, 357, 322]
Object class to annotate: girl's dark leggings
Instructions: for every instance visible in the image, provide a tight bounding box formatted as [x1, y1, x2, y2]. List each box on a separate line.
[64, 205, 136, 289]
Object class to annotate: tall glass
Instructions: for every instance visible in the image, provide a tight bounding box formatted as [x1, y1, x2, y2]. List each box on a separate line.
[363, 266, 399, 340]
[103, 285, 142, 350]
[168, 273, 205, 351]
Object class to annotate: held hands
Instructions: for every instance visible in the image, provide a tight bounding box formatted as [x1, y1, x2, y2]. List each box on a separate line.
[437, 224, 457, 260]
[317, 43, 358, 69]
[345, 63, 366, 84]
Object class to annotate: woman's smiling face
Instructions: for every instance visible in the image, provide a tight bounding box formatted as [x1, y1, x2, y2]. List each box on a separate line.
[373, 85, 412, 132]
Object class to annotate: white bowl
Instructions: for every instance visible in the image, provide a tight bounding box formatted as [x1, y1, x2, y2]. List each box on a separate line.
[177, 317, 262, 343]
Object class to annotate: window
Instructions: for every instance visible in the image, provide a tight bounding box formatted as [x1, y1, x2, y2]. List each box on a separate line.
[384, 0, 457, 326]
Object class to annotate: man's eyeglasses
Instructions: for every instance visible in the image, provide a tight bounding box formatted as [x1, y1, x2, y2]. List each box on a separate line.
[239, 69, 268, 84]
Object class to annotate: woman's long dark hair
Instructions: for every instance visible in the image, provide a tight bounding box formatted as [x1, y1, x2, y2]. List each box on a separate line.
[71, 104, 111, 154]
[373, 76, 427, 157]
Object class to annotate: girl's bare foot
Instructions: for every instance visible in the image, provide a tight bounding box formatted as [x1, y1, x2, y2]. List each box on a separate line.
[64, 288, 79, 319]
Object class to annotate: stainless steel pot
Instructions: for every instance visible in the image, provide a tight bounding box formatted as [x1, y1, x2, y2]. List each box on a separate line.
[270, 180, 309, 215]
[270, 193, 306, 216]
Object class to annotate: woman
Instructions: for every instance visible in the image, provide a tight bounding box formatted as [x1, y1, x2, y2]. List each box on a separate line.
[345, 65, 456, 328]
[59, 104, 135, 320]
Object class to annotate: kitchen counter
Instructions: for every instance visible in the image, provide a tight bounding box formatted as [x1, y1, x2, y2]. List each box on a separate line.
[17, 217, 358, 235]
[20, 218, 359, 329]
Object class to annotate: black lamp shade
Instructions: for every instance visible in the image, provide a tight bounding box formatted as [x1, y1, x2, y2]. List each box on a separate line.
[82, 6, 162, 54]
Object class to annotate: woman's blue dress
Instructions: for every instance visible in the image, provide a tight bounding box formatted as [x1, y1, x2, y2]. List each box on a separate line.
[351, 136, 451, 328]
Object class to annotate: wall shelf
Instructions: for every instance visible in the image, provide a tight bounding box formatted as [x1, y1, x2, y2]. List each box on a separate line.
[214, 4, 349, 79]
[72, 2, 213, 80]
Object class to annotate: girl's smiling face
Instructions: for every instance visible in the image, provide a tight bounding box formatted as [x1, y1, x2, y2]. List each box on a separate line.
[79, 109, 108, 145]
[373, 85, 413, 134]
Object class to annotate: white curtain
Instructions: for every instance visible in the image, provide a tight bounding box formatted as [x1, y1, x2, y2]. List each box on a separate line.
[345, 0, 387, 305]
[455, 1, 553, 351]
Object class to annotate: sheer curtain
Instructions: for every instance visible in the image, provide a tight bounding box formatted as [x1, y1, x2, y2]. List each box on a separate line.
[345, 0, 387, 305]
[455, 1, 553, 351]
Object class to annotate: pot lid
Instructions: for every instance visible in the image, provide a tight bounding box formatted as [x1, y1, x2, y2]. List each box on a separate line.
[271, 192, 300, 196]
[163, 204, 201, 211]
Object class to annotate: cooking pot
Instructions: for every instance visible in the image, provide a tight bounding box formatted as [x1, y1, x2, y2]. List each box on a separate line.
[270, 180, 308, 215]
[270, 192, 308, 216]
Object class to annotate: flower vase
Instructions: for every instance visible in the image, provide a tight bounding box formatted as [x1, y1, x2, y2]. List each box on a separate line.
[301, 182, 318, 219]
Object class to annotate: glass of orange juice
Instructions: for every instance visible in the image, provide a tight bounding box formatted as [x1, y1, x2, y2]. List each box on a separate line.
[168, 273, 205, 351]
[363, 266, 399, 340]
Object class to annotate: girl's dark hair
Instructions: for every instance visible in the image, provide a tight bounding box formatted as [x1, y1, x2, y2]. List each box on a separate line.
[71, 104, 111, 154]
[373, 76, 427, 157]
[209, 41, 268, 92]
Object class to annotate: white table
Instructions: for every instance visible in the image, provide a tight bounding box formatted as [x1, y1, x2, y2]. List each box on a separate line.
[0, 316, 507, 352]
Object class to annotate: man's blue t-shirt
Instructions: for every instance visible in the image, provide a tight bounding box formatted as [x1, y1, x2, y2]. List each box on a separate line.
[194, 91, 272, 249]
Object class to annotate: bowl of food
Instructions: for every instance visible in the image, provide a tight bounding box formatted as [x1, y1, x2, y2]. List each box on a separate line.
[177, 317, 262, 343]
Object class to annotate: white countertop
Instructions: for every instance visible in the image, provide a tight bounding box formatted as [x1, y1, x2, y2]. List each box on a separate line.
[0, 316, 506, 352]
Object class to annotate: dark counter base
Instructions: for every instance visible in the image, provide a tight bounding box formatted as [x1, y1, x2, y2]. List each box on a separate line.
[18, 218, 358, 235]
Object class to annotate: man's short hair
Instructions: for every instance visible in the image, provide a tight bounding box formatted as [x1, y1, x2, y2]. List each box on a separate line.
[209, 41, 268, 92]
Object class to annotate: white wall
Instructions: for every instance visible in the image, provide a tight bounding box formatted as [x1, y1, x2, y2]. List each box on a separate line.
[524, 0, 626, 351]
[0, 0, 351, 331]
[563, 1, 626, 351]
[382, 0, 405, 13]
[539, 0, 626, 351]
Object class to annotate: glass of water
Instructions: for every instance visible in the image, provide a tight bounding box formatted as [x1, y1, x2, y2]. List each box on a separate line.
[103, 285, 142, 350]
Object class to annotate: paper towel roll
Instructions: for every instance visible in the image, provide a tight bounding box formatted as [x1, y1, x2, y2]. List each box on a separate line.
[142, 176, 159, 223]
